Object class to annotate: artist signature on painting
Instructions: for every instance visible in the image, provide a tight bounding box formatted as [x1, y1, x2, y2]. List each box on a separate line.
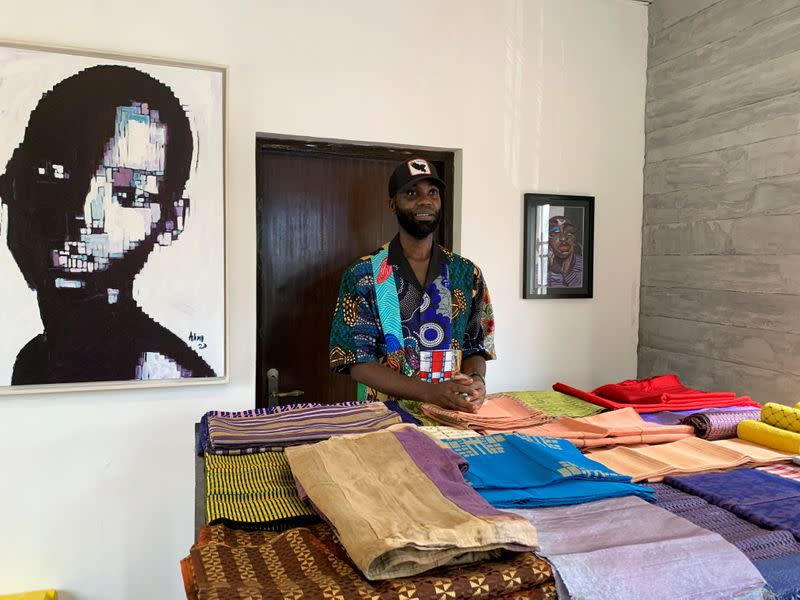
[188, 331, 207, 350]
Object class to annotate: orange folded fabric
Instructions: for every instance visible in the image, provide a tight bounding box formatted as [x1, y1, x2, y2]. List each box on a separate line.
[420, 394, 551, 431]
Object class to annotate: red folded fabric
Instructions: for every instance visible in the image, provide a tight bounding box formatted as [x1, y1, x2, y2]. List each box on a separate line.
[553, 378, 760, 414]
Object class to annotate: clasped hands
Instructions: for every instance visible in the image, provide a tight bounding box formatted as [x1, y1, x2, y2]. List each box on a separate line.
[423, 372, 486, 413]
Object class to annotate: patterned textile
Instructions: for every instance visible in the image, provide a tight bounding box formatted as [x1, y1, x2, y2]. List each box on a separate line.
[182, 523, 556, 600]
[442, 433, 654, 507]
[383, 401, 421, 424]
[647, 482, 800, 561]
[420, 395, 551, 432]
[418, 425, 483, 440]
[682, 409, 762, 440]
[285, 427, 538, 580]
[665, 469, 800, 541]
[752, 555, 800, 600]
[641, 405, 759, 426]
[330, 235, 495, 402]
[516, 407, 694, 449]
[763, 403, 800, 434]
[197, 402, 362, 455]
[488, 391, 604, 418]
[554, 377, 759, 413]
[509, 496, 767, 600]
[738, 420, 800, 454]
[204, 452, 318, 531]
[758, 464, 800, 483]
[205, 403, 401, 452]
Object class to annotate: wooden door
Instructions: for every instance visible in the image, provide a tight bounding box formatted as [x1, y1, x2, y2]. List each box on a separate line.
[256, 141, 453, 407]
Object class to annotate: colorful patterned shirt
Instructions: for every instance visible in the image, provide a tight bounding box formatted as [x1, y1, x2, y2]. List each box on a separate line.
[329, 235, 495, 401]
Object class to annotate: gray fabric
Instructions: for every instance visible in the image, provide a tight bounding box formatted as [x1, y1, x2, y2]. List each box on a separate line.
[509, 496, 767, 600]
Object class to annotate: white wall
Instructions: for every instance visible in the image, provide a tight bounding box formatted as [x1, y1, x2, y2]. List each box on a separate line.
[0, 2, 647, 598]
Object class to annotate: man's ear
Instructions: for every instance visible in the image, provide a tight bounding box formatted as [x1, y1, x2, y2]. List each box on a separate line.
[388, 196, 396, 211]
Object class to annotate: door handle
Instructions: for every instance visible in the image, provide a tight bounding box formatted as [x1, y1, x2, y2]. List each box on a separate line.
[266, 368, 304, 407]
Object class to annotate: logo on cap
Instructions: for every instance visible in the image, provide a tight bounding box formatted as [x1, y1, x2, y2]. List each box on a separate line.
[407, 159, 432, 176]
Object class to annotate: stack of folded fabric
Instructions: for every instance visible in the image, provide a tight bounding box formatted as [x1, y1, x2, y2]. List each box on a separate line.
[420, 395, 551, 432]
[508, 495, 767, 600]
[181, 522, 557, 600]
[681, 408, 762, 440]
[512, 407, 694, 448]
[738, 402, 800, 454]
[649, 483, 800, 600]
[285, 427, 539, 580]
[202, 402, 402, 454]
[554, 374, 759, 413]
[440, 433, 654, 507]
[713, 438, 797, 466]
[204, 451, 318, 531]
[758, 463, 800, 483]
[487, 391, 605, 418]
[665, 469, 800, 541]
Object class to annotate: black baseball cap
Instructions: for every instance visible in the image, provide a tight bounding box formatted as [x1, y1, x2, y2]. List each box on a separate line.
[388, 157, 446, 198]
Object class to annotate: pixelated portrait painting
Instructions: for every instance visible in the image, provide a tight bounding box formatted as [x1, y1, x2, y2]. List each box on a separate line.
[0, 44, 226, 392]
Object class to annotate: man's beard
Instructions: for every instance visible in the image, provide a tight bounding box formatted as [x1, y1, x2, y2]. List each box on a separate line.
[395, 206, 442, 240]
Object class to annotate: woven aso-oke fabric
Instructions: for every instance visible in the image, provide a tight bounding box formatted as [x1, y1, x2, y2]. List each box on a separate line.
[762, 403, 800, 434]
[204, 451, 317, 531]
[509, 496, 767, 600]
[183, 524, 556, 600]
[738, 420, 800, 454]
[420, 396, 551, 432]
[285, 427, 539, 580]
[488, 391, 604, 418]
[682, 409, 761, 440]
[757, 463, 800, 483]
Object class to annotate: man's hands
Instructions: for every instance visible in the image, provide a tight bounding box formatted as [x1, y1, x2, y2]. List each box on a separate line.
[423, 372, 486, 413]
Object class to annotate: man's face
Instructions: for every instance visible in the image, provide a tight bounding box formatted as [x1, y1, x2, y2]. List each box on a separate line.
[391, 179, 442, 240]
[548, 216, 577, 259]
[46, 104, 169, 286]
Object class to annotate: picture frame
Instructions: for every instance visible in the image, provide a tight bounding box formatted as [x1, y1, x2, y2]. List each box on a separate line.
[523, 193, 594, 300]
[0, 40, 228, 394]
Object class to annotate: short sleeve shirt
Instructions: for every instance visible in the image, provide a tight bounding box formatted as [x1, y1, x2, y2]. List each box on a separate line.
[329, 235, 495, 401]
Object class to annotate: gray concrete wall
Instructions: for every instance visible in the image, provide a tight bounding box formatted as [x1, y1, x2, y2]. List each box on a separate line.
[640, 0, 800, 404]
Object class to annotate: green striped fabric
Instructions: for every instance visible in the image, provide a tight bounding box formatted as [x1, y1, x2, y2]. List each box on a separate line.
[205, 451, 317, 530]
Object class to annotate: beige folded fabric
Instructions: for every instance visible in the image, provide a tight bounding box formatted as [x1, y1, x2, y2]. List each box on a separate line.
[285, 429, 538, 580]
[588, 437, 749, 482]
[712, 437, 796, 465]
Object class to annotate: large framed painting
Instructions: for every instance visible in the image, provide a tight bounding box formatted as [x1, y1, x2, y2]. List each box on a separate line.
[523, 193, 594, 299]
[0, 42, 227, 393]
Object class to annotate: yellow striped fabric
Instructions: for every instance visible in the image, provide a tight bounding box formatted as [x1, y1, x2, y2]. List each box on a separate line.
[737, 420, 800, 455]
[205, 451, 316, 528]
[762, 402, 800, 434]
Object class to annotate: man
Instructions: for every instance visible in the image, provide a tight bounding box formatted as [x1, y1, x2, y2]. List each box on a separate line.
[329, 157, 495, 412]
[547, 215, 583, 288]
[0, 65, 215, 384]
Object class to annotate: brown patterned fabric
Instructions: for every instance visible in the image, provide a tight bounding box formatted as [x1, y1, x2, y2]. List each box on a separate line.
[182, 524, 555, 600]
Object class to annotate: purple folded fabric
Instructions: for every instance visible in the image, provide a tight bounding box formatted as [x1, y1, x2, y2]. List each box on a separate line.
[665, 470, 800, 541]
[640, 405, 761, 426]
[682, 409, 762, 440]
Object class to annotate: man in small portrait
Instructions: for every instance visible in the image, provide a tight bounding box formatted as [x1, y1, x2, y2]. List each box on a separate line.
[0, 65, 216, 385]
[547, 215, 583, 288]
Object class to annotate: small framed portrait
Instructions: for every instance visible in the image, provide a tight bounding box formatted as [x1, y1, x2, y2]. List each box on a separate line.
[523, 193, 594, 299]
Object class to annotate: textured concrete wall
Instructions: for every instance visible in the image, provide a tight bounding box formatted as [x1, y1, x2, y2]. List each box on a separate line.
[640, 0, 800, 404]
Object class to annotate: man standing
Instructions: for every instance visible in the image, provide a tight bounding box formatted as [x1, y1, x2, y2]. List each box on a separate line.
[329, 157, 495, 412]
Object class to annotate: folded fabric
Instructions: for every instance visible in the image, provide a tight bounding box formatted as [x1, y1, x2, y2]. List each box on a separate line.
[738, 420, 800, 454]
[757, 464, 800, 483]
[508, 496, 766, 600]
[420, 395, 551, 432]
[417, 425, 483, 440]
[587, 437, 751, 482]
[514, 407, 694, 449]
[206, 403, 402, 452]
[665, 469, 800, 541]
[683, 409, 762, 440]
[554, 377, 759, 413]
[647, 482, 800, 561]
[753, 555, 800, 600]
[197, 402, 363, 455]
[762, 402, 800, 434]
[594, 374, 736, 404]
[641, 405, 759, 425]
[713, 438, 797, 465]
[285, 427, 539, 580]
[204, 451, 318, 531]
[441, 433, 654, 507]
[488, 390, 604, 417]
[182, 523, 556, 600]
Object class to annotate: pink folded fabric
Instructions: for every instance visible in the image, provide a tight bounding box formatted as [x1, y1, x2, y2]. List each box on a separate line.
[420, 394, 551, 431]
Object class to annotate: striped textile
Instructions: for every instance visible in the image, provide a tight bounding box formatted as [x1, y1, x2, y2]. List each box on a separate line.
[758, 464, 800, 483]
[205, 451, 317, 531]
[206, 403, 401, 452]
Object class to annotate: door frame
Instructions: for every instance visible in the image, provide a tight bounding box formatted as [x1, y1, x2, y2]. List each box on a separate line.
[255, 135, 457, 406]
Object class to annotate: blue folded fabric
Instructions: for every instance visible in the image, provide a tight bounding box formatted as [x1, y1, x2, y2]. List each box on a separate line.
[753, 554, 800, 600]
[442, 433, 655, 507]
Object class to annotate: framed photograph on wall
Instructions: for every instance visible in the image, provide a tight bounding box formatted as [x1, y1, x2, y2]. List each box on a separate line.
[0, 41, 227, 394]
[523, 193, 594, 299]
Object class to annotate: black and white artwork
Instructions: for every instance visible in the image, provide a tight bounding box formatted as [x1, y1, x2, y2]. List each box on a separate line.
[0, 44, 225, 391]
